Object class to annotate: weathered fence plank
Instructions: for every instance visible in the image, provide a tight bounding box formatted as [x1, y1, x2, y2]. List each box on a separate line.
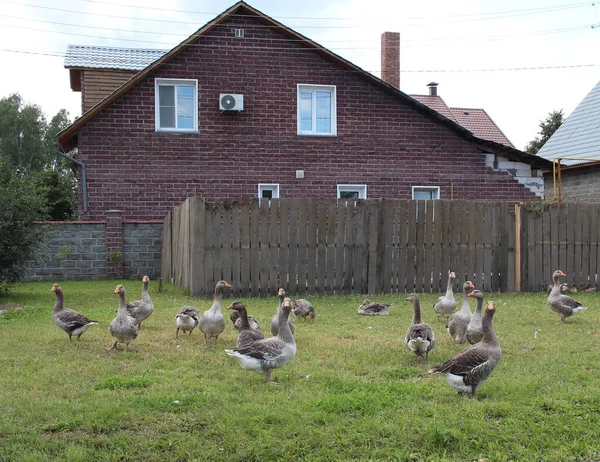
[162, 199, 600, 296]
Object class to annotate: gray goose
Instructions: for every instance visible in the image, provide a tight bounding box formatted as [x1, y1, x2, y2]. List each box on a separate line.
[198, 280, 231, 345]
[51, 284, 97, 341]
[230, 310, 260, 331]
[108, 285, 139, 350]
[466, 290, 484, 344]
[433, 271, 457, 320]
[271, 288, 295, 336]
[226, 297, 296, 384]
[126, 275, 154, 327]
[405, 293, 436, 358]
[175, 306, 200, 338]
[357, 299, 392, 316]
[227, 301, 265, 348]
[430, 300, 501, 397]
[292, 299, 316, 323]
[547, 270, 588, 323]
[446, 280, 475, 344]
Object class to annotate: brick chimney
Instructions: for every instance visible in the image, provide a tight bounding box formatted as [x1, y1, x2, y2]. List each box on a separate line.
[428, 82, 438, 96]
[381, 32, 400, 88]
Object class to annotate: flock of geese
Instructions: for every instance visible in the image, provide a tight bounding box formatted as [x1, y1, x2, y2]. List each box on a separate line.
[50, 268, 589, 393]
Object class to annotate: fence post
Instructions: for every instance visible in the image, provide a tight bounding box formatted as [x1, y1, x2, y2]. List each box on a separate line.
[515, 203, 522, 292]
[189, 197, 206, 298]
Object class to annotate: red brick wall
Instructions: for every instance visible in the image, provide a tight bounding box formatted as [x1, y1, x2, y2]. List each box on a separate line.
[76, 14, 538, 221]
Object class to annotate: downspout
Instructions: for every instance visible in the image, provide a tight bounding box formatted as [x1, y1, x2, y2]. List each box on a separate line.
[55, 148, 88, 213]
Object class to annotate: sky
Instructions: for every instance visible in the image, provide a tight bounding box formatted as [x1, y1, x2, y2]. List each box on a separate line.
[1, 0, 599, 150]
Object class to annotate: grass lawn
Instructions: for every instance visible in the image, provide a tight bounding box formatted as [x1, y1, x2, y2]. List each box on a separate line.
[1, 280, 600, 461]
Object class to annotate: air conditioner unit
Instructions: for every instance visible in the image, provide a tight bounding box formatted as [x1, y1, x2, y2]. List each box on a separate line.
[219, 94, 244, 111]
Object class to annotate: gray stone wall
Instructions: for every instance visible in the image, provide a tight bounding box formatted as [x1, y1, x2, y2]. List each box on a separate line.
[544, 165, 600, 202]
[24, 223, 107, 281]
[23, 222, 163, 282]
[123, 222, 163, 280]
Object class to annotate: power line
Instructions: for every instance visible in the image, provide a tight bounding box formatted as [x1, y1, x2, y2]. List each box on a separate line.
[3, 48, 599, 74]
[4, 0, 596, 29]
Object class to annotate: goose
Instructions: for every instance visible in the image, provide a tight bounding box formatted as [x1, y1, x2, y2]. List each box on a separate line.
[198, 280, 231, 345]
[126, 275, 154, 327]
[271, 288, 295, 336]
[230, 310, 260, 331]
[547, 270, 588, 323]
[175, 306, 200, 338]
[466, 290, 484, 345]
[51, 284, 97, 341]
[445, 280, 475, 344]
[357, 299, 392, 316]
[108, 285, 139, 350]
[226, 297, 296, 384]
[227, 301, 265, 348]
[433, 271, 457, 319]
[292, 298, 316, 323]
[430, 300, 501, 397]
[405, 293, 435, 358]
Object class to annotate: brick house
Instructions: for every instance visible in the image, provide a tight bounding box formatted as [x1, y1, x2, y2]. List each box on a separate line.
[536, 79, 600, 202]
[58, 0, 551, 224]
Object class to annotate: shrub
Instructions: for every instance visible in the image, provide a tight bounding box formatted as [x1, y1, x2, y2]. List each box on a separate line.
[0, 158, 49, 293]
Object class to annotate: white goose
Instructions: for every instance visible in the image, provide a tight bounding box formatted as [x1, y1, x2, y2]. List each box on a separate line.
[433, 271, 457, 320]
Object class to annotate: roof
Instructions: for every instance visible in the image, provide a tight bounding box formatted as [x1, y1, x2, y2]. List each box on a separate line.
[57, 1, 551, 171]
[536, 80, 600, 167]
[411, 94, 514, 148]
[65, 45, 167, 70]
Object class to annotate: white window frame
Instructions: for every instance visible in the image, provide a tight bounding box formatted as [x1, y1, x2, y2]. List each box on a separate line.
[412, 186, 440, 200]
[337, 184, 367, 199]
[155, 78, 198, 132]
[258, 184, 280, 199]
[297, 84, 337, 136]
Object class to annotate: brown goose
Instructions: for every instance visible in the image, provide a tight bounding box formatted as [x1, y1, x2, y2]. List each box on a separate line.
[405, 293, 435, 358]
[445, 280, 475, 344]
[226, 297, 296, 384]
[175, 306, 200, 338]
[433, 271, 457, 319]
[108, 285, 139, 350]
[51, 284, 97, 341]
[357, 299, 392, 316]
[430, 300, 501, 397]
[292, 299, 316, 323]
[466, 290, 484, 345]
[230, 310, 260, 331]
[547, 270, 587, 323]
[126, 275, 154, 327]
[198, 280, 231, 345]
[271, 288, 295, 336]
[227, 301, 265, 348]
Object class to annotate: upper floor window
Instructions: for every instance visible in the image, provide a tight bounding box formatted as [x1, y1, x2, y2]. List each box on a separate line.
[155, 79, 198, 132]
[337, 184, 366, 199]
[258, 184, 280, 199]
[297, 84, 337, 136]
[412, 186, 440, 200]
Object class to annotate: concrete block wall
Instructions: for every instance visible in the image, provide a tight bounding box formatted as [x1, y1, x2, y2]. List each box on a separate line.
[123, 222, 163, 280]
[544, 164, 600, 202]
[23, 221, 163, 282]
[24, 222, 107, 281]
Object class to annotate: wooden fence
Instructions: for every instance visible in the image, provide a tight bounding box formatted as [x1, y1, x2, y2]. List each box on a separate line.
[161, 198, 600, 298]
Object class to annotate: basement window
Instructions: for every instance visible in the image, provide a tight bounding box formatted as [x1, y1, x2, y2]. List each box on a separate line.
[155, 79, 198, 132]
[412, 186, 440, 200]
[337, 184, 366, 199]
[258, 184, 280, 199]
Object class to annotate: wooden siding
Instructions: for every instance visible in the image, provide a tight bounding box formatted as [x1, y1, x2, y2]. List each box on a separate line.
[82, 69, 137, 112]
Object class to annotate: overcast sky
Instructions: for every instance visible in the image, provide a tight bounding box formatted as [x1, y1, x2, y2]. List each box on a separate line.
[1, 0, 599, 150]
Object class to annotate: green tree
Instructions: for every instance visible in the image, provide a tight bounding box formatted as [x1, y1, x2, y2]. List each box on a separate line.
[0, 94, 76, 220]
[525, 109, 564, 155]
[0, 157, 49, 294]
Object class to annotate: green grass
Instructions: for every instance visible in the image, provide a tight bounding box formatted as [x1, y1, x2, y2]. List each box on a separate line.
[1, 281, 600, 461]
